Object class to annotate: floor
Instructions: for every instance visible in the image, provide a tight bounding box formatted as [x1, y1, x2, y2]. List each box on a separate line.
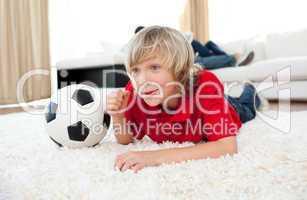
[0, 107, 24, 115]
[269, 100, 307, 111]
[1, 100, 307, 199]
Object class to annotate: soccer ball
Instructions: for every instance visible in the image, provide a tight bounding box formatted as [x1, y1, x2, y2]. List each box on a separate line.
[44, 84, 111, 148]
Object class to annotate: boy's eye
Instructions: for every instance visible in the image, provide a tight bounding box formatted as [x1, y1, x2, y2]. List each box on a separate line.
[150, 65, 160, 71]
[130, 68, 139, 74]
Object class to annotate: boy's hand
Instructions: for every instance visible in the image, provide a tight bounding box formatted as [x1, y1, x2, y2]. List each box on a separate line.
[106, 89, 130, 120]
[114, 151, 161, 173]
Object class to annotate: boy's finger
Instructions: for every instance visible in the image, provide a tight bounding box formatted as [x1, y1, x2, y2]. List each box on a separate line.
[108, 90, 123, 101]
[106, 104, 120, 112]
[114, 157, 125, 171]
[131, 164, 144, 173]
[107, 99, 122, 107]
[116, 89, 125, 100]
[121, 160, 134, 172]
[122, 91, 131, 107]
[107, 96, 124, 109]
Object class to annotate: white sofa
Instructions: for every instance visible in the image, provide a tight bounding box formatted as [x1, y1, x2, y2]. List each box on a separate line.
[213, 29, 307, 101]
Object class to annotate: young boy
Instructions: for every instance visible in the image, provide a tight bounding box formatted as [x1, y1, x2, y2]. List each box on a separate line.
[107, 26, 265, 173]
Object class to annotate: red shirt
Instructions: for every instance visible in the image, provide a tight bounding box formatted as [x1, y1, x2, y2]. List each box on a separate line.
[124, 70, 242, 143]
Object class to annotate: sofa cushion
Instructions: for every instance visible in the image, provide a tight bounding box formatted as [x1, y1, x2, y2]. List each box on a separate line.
[219, 35, 266, 64]
[211, 56, 307, 82]
[265, 29, 307, 59]
[219, 39, 247, 55]
[56, 52, 125, 70]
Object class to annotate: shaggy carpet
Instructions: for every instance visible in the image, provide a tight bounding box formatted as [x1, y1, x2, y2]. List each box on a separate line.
[0, 110, 307, 200]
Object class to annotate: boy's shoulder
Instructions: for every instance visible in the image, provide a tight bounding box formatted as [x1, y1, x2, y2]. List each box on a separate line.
[196, 69, 222, 84]
[194, 70, 224, 94]
[125, 81, 134, 92]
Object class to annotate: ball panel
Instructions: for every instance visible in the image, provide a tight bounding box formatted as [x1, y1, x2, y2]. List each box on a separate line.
[49, 136, 63, 147]
[67, 121, 90, 141]
[92, 142, 100, 147]
[103, 113, 111, 128]
[45, 102, 58, 123]
[72, 89, 94, 106]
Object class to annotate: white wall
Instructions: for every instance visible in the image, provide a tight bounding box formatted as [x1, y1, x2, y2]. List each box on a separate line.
[209, 0, 307, 43]
[49, 0, 186, 65]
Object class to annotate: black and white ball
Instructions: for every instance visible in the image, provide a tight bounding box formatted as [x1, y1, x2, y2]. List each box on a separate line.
[44, 84, 111, 148]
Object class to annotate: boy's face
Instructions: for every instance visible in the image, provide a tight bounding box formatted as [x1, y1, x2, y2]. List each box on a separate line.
[129, 57, 179, 107]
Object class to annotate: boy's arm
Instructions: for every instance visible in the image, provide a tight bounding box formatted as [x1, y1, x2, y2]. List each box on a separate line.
[155, 136, 237, 164]
[107, 89, 134, 145]
[115, 136, 237, 172]
[113, 117, 134, 145]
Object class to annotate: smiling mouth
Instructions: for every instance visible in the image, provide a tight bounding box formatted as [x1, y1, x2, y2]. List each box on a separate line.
[143, 89, 159, 95]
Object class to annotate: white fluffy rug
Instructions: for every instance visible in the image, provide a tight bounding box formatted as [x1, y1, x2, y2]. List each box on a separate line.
[1, 110, 307, 200]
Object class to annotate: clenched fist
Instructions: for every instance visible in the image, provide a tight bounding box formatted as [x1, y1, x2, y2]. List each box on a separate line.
[106, 89, 130, 120]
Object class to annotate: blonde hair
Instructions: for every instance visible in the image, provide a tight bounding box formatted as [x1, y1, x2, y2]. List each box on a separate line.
[126, 25, 201, 88]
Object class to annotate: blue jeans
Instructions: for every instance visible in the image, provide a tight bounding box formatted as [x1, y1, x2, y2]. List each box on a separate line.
[192, 40, 236, 70]
[195, 55, 236, 70]
[225, 84, 261, 123]
[192, 40, 227, 56]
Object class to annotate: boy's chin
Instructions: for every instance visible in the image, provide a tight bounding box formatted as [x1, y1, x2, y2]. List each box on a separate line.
[143, 98, 162, 107]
